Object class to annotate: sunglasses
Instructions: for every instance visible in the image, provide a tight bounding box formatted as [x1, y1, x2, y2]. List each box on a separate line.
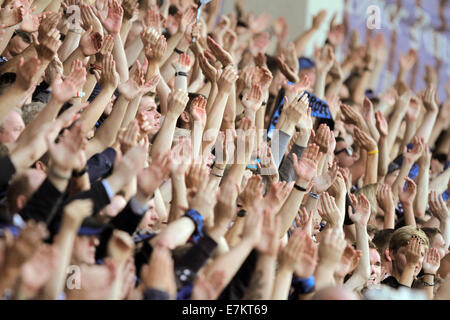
[14, 31, 32, 44]
[334, 147, 353, 156]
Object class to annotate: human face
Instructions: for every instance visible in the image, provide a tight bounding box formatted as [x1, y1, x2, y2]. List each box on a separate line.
[392, 244, 426, 277]
[139, 200, 160, 231]
[72, 235, 100, 265]
[431, 233, 447, 260]
[384, 170, 399, 187]
[139, 97, 161, 136]
[0, 111, 25, 144]
[335, 141, 356, 168]
[367, 248, 382, 287]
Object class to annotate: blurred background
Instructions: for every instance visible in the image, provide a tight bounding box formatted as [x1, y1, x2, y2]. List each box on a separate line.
[217, 0, 449, 101]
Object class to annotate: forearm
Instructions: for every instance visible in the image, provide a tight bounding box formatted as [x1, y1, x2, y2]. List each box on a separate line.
[400, 121, 417, 154]
[387, 104, 408, 152]
[168, 176, 188, 224]
[58, 30, 81, 63]
[243, 254, 277, 300]
[384, 205, 395, 230]
[440, 219, 450, 250]
[42, 224, 79, 299]
[368, 61, 384, 91]
[314, 263, 336, 291]
[363, 153, 378, 186]
[344, 224, 370, 290]
[205, 82, 218, 115]
[221, 86, 237, 129]
[0, 26, 15, 55]
[156, 77, 170, 116]
[192, 121, 204, 161]
[415, 111, 438, 144]
[352, 71, 371, 106]
[79, 85, 116, 133]
[0, 266, 21, 298]
[85, 95, 130, 159]
[392, 159, 414, 201]
[325, 80, 343, 102]
[255, 104, 266, 148]
[402, 203, 416, 227]
[414, 164, 429, 219]
[313, 72, 327, 100]
[429, 166, 450, 194]
[150, 217, 195, 249]
[125, 37, 144, 67]
[174, 73, 188, 91]
[151, 112, 178, 158]
[294, 28, 316, 58]
[224, 218, 245, 248]
[160, 32, 183, 67]
[120, 95, 142, 129]
[112, 33, 129, 84]
[203, 92, 230, 152]
[81, 72, 99, 104]
[399, 264, 416, 287]
[120, 19, 133, 44]
[277, 187, 307, 237]
[0, 84, 29, 123]
[63, 47, 88, 75]
[378, 135, 389, 178]
[272, 266, 294, 300]
[44, 0, 63, 12]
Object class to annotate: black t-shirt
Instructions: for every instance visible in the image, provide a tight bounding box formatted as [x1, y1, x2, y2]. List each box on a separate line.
[381, 276, 411, 289]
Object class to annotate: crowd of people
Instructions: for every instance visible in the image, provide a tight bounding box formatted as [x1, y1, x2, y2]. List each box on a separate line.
[0, 0, 449, 300]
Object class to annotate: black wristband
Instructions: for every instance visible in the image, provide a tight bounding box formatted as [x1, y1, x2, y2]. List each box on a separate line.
[72, 165, 89, 178]
[294, 184, 307, 192]
[174, 48, 184, 54]
[237, 209, 247, 217]
[175, 71, 189, 77]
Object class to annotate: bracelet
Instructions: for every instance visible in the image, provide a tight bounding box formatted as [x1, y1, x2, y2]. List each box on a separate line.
[210, 172, 223, 178]
[174, 48, 185, 54]
[49, 168, 71, 180]
[69, 29, 82, 34]
[237, 209, 247, 217]
[423, 273, 436, 277]
[368, 149, 379, 155]
[214, 164, 225, 170]
[72, 165, 89, 178]
[423, 281, 435, 286]
[294, 184, 307, 192]
[261, 101, 267, 106]
[184, 209, 204, 243]
[309, 192, 321, 200]
[175, 71, 189, 77]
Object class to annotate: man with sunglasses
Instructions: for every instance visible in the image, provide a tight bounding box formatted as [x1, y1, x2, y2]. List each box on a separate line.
[334, 137, 358, 168]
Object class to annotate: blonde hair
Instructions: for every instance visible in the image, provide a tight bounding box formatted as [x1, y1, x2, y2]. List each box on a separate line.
[389, 226, 429, 252]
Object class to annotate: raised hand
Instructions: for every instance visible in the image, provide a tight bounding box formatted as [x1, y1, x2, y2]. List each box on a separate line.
[340, 103, 365, 128]
[144, 35, 167, 63]
[20, 6, 40, 32]
[335, 244, 361, 279]
[406, 96, 421, 122]
[277, 54, 299, 83]
[207, 36, 234, 68]
[100, 53, 120, 89]
[239, 175, 263, 211]
[97, 0, 123, 35]
[348, 193, 370, 227]
[255, 210, 280, 257]
[292, 143, 322, 186]
[214, 176, 239, 223]
[15, 56, 41, 90]
[422, 85, 439, 112]
[314, 123, 331, 154]
[242, 83, 263, 112]
[353, 127, 377, 151]
[190, 95, 207, 127]
[80, 4, 104, 35]
[318, 192, 342, 228]
[311, 10, 327, 30]
[376, 183, 395, 214]
[312, 160, 339, 194]
[63, 199, 94, 228]
[318, 227, 346, 266]
[141, 27, 159, 47]
[399, 49, 417, 72]
[198, 51, 218, 83]
[80, 26, 103, 56]
[51, 59, 87, 103]
[121, 0, 138, 21]
[428, 190, 449, 223]
[137, 151, 171, 199]
[172, 52, 191, 73]
[185, 162, 209, 190]
[405, 236, 423, 267]
[403, 136, 424, 164]
[117, 120, 139, 155]
[398, 177, 417, 205]
[168, 89, 189, 116]
[189, 175, 218, 222]
[262, 180, 294, 214]
[375, 111, 388, 137]
[314, 45, 335, 74]
[118, 60, 145, 101]
[34, 28, 62, 61]
[46, 123, 87, 171]
[422, 248, 440, 275]
[217, 66, 239, 94]
[0, 0, 25, 27]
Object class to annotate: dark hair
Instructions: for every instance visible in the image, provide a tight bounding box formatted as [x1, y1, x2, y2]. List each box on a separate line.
[372, 229, 395, 254]
[0, 73, 16, 96]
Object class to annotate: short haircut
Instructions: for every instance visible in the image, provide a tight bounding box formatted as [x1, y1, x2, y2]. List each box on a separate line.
[6, 172, 32, 213]
[21, 102, 45, 125]
[372, 229, 395, 254]
[389, 226, 429, 252]
[369, 240, 377, 249]
[367, 224, 379, 237]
